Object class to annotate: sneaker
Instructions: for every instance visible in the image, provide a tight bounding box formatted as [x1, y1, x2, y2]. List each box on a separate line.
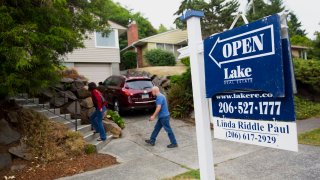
[145, 139, 155, 146]
[167, 144, 178, 148]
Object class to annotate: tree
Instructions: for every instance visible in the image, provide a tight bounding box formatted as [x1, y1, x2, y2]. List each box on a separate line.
[104, 0, 157, 49]
[311, 32, 320, 59]
[158, 24, 169, 33]
[174, 0, 240, 37]
[246, 0, 284, 21]
[0, 0, 110, 98]
[288, 12, 306, 37]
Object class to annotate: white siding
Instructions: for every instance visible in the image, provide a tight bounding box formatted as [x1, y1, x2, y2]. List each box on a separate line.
[65, 30, 120, 63]
[74, 63, 112, 84]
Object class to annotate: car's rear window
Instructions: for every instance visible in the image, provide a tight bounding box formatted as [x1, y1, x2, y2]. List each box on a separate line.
[126, 80, 153, 90]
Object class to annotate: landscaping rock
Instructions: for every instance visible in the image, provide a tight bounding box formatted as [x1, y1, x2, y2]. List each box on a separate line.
[81, 107, 95, 124]
[103, 120, 122, 138]
[0, 119, 20, 145]
[162, 80, 171, 89]
[64, 101, 81, 118]
[61, 77, 74, 83]
[76, 88, 91, 99]
[80, 97, 94, 109]
[55, 84, 64, 90]
[8, 143, 33, 161]
[0, 153, 12, 170]
[74, 80, 85, 89]
[11, 164, 26, 171]
[41, 89, 54, 98]
[50, 97, 68, 107]
[59, 90, 77, 100]
[7, 111, 19, 123]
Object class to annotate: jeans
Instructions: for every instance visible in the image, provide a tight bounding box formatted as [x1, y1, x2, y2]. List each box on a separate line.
[90, 106, 107, 140]
[150, 116, 177, 145]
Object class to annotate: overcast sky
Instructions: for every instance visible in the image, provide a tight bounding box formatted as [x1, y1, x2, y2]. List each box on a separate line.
[113, 0, 320, 39]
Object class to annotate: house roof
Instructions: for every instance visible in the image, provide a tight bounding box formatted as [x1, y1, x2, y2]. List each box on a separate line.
[108, 20, 127, 35]
[291, 45, 310, 50]
[121, 29, 188, 51]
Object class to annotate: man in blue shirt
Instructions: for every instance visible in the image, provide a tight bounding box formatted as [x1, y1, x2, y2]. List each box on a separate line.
[145, 86, 178, 148]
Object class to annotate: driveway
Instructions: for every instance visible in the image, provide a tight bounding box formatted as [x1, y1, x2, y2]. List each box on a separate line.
[60, 113, 320, 180]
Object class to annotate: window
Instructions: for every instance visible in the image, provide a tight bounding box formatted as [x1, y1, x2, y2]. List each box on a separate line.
[156, 43, 165, 50]
[95, 30, 117, 48]
[125, 80, 153, 90]
[165, 44, 174, 52]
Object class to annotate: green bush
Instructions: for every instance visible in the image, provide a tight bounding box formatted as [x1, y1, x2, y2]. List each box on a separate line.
[120, 51, 137, 70]
[144, 49, 176, 66]
[107, 110, 125, 129]
[180, 57, 190, 66]
[168, 68, 194, 118]
[84, 144, 97, 154]
[294, 59, 320, 95]
[295, 96, 320, 120]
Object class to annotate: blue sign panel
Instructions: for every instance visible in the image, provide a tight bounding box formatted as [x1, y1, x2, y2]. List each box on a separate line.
[211, 38, 296, 122]
[204, 14, 285, 98]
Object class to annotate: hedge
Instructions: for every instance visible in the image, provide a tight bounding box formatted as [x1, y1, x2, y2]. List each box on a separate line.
[120, 51, 137, 70]
[144, 49, 176, 66]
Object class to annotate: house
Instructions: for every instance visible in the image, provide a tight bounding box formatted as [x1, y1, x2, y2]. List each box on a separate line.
[122, 21, 188, 67]
[64, 21, 127, 83]
[291, 45, 309, 60]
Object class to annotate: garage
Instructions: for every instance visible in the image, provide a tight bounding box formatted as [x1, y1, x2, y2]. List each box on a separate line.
[74, 63, 112, 84]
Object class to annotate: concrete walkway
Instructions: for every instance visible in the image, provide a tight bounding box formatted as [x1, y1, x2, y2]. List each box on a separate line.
[59, 114, 320, 180]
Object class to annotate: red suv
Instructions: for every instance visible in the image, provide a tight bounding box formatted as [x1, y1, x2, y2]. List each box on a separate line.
[100, 75, 156, 113]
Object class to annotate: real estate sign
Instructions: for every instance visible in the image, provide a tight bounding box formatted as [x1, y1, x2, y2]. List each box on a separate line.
[204, 14, 298, 152]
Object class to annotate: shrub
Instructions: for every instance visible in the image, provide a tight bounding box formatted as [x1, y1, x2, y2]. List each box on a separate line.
[106, 110, 125, 129]
[85, 144, 97, 154]
[120, 51, 137, 70]
[144, 49, 176, 66]
[180, 57, 190, 66]
[295, 96, 320, 120]
[294, 59, 320, 95]
[168, 68, 194, 118]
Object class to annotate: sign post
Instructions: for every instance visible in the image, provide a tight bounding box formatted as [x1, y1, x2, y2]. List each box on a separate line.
[180, 10, 215, 180]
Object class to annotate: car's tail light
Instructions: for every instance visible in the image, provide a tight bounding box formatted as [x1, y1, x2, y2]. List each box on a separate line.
[122, 88, 133, 96]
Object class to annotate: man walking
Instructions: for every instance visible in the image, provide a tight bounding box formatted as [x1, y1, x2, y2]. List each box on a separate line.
[145, 86, 178, 148]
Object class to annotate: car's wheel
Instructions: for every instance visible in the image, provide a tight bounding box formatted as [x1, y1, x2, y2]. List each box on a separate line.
[114, 99, 120, 113]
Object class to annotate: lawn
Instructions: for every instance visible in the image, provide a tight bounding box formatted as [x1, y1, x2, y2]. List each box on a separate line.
[136, 65, 187, 77]
[166, 169, 200, 180]
[294, 96, 320, 120]
[298, 128, 320, 146]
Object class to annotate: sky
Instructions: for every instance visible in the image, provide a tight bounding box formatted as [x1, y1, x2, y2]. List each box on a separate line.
[113, 0, 320, 39]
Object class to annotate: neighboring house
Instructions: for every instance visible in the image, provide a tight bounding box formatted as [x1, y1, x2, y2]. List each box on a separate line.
[291, 45, 309, 60]
[64, 21, 127, 83]
[122, 21, 188, 67]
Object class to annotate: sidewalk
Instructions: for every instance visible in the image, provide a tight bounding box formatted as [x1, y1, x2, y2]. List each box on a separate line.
[297, 117, 320, 133]
[59, 116, 320, 180]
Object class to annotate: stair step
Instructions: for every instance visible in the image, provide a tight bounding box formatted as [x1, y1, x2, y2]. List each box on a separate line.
[14, 98, 39, 105]
[51, 117, 81, 128]
[47, 113, 71, 120]
[88, 135, 113, 151]
[73, 124, 92, 134]
[82, 131, 100, 141]
[23, 103, 50, 110]
[34, 108, 60, 116]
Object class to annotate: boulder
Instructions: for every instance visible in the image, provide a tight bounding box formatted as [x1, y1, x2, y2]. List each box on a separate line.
[161, 80, 170, 89]
[0, 119, 20, 145]
[80, 97, 94, 109]
[59, 90, 77, 100]
[80, 107, 95, 124]
[8, 143, 33, 161]
[50, 97, 68, 107]
[7, 111, 19, 123]
[61, 77, 74, 83]
[63, 101, 81, 119]
[55, 83, 64, 90]
[0, 153, 12, 170]
[11, 164, 26, 171]
[76, 88, 91, 99]
[74, 80, 85, 89]
[103, 120, 122, 138]
[41, 89, 54, 98]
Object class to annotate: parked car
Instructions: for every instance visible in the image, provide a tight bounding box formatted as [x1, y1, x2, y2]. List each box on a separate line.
[99, 75, 156, 113]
